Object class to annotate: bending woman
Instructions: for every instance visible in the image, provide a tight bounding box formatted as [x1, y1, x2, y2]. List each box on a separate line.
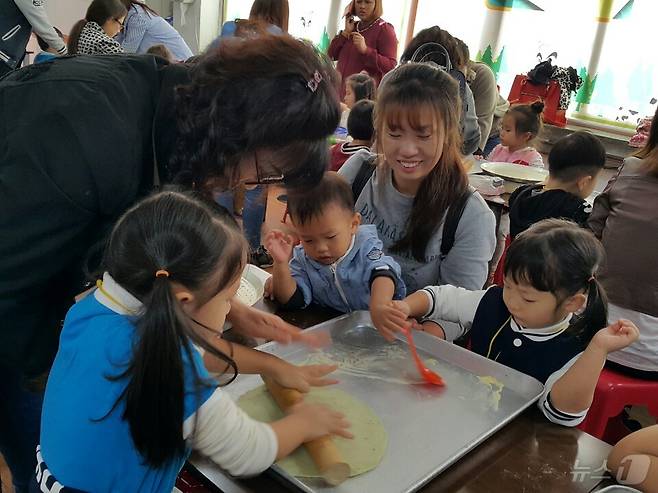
[116, 0, 192, 61]
[0, 34, 340, 489]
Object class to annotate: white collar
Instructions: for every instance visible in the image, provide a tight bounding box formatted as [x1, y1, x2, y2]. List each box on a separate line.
[94, 272, 142, 315]
[510, 313, 573, 342]
[330, 234, 356, 268]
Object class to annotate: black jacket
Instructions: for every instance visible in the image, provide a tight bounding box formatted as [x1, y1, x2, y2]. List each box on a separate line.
[0, 55, 189, 375]
[0, 0, 31, 70]
[508, 184, 591, 240]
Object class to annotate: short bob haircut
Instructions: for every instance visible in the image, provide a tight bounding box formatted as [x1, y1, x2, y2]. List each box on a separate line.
[287, 172, 355, 226]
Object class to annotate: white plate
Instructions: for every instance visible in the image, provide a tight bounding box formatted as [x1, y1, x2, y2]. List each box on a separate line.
[235, 264, 271, 306]
[481, 161, 548, 184]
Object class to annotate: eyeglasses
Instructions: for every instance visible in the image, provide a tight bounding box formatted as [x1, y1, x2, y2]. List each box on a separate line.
[244, 151, 285, 186]
[114, 18, 125, 31]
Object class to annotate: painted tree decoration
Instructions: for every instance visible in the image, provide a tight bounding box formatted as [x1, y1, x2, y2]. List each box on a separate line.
[575, 67, 597, 108]
[317, 27, 330, 54]
[477, 45, 506, 77]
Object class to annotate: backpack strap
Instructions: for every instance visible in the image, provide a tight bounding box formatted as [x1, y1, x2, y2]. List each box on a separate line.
[351, 154, 377, 202]
[440, 188, 474, 259]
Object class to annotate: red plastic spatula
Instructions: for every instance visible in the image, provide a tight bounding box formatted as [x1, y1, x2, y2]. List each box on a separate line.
[402, 326, 444, 386]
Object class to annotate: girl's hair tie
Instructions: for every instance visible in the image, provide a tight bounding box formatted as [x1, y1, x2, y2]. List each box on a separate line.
[588, 275, 596, 283]
[155, 269, 170, 278]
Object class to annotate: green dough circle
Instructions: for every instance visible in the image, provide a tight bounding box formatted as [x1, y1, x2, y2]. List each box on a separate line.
[237, 385, 388, 478]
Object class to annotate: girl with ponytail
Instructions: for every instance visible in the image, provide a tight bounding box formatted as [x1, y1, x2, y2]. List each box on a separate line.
[37, 191, 351, 492]
[377, 219, 640, 427]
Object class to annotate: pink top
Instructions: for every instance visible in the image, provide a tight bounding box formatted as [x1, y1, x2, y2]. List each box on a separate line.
[487, 145, 544, 168]
[328, 18, 398, 98]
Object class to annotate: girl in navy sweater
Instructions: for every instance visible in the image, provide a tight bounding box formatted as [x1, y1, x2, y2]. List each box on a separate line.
[379, 219, 639, 427]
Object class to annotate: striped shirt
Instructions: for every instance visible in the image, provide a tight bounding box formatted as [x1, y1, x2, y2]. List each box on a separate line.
[116, 5, 192, 61]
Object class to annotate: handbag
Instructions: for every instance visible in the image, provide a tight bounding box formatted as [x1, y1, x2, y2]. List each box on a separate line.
[508, 74, 566, 127]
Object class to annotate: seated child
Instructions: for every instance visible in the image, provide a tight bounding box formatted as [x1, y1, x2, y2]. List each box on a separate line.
[34, 28, 64, 64]
[377, 219, 639, 426]
[330, 100, 374, 171]
[487, 101, 545, 167]
[37, 191, 351, 491]
[607, 425, 658, 492]
[339, 72, 376, 128]
[509, 131, 605, 239]
[265, 172, 405, 318]
[146, 43, 174, 62]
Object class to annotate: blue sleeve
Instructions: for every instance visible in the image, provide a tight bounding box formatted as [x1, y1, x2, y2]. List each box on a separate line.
[289, 247, 313, 308]
[121, 7, 148, 53]
[183, 344, 215, 420]
[363, 240, 406, 300]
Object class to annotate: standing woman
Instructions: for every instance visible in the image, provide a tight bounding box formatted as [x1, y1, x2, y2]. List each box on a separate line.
[328, 0, 397, 98]
[116, 0, 192, 61]
[67, 0, 126, 55]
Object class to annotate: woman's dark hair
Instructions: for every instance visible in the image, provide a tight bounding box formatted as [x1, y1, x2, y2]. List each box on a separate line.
[549, 131, 606, 182]
[375, 63, 468, 261]
[507, 101, 544, 139]
[172, 34, 340, 192]
[505, 219, 608, 341]
[119, 0, 159, 16]
[635, 105, 658, 176]
[36, 27, 63, 51]
[249, 0, 289, 32]
[103, 190, 247, 467]
[345, 72, 376, 102]
[288, 172, 354, 225]
[400, 26, 466, 70]
[347, 99, 374, 141]
[68, 0, 127, 53]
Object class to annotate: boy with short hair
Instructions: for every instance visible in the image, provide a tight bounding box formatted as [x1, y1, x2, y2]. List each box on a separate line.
[509, 131, 606, 239]
[265, 172, 405, 326]
[330, 100, 374, 172]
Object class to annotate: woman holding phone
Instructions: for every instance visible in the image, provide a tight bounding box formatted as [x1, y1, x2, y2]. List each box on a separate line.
[328, 0, 397, 98]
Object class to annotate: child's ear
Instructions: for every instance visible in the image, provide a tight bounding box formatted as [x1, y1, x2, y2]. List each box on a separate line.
[171, 283, 196, 307]
[562, 292, 587, 314]
[351, 212, 361, 231]
[576, 175, 593, 193]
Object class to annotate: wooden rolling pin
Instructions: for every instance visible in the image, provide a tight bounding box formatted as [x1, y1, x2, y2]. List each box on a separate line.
[262, 376, 351, 486]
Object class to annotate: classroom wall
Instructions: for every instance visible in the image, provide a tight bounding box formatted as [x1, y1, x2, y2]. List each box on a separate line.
[44, 0, 88, 33]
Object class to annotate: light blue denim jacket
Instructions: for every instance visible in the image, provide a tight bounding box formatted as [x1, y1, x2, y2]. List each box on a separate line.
[290, 225, 406, 312]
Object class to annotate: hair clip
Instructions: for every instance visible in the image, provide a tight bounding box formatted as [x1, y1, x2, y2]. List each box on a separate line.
[155, 269, 170, 278]
[307, 70, 323, 93]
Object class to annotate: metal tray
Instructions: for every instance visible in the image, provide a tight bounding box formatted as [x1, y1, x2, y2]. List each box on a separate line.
[595, 486, 642, 492]
[194, 311, 544, 493]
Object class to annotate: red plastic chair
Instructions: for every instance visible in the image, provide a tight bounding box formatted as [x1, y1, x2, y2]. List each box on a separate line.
[578, 367, 658, 442]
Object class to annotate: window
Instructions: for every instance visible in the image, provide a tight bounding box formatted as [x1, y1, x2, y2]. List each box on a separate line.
[223, 1, 332, 46]
[583, 0, 658, 125]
